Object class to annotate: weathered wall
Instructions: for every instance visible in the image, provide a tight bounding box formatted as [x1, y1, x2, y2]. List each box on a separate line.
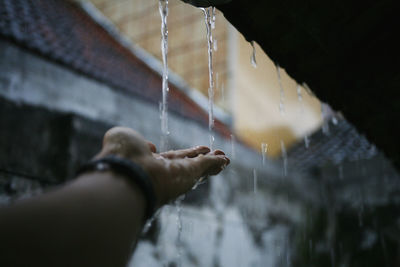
[0, 40, 294, 266]
[1, 39, 400, 267]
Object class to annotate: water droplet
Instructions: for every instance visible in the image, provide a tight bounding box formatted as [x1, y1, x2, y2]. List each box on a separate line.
[261, 143, 268, 165]
[175, 194, 185, 266]
[250, 41, 257, 68]
[211, 7, 216, 29]
[304, 135, 310, 149]
[297, 83, 304, 113]
[276, 64, 285, 114]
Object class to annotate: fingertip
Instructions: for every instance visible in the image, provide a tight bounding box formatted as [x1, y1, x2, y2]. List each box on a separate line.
[215, 154, 230, 168]
[147, 142, 157, 153]
[224, 156, 230, 165]
[196, 145, 211, 153]
[213, 149, 225, 156]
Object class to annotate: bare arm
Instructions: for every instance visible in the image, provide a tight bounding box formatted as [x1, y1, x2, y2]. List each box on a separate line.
[0, 127, 229, 267]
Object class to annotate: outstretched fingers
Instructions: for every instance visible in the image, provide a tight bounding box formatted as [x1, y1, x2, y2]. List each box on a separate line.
[160, 146, 210, 159]
[191, 153, 230, 177]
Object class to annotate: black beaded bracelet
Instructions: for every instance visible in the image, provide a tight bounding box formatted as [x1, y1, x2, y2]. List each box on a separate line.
[76, 155, 157, 219]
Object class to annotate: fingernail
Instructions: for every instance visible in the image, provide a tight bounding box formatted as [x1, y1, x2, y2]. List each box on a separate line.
[214, 150, 225, 156]
[224, 156, 230, 165]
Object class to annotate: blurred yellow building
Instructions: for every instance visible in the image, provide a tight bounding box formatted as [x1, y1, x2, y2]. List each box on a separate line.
[88, 0, 322, 156]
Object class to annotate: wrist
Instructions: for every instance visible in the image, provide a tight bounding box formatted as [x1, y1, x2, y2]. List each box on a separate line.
[76, 155, 157, 220]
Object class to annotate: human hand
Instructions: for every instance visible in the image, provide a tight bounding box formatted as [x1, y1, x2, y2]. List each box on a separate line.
[95, 127, 230, 207]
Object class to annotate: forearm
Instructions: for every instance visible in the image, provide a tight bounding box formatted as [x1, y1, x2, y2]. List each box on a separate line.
[0, 171, 146, 267]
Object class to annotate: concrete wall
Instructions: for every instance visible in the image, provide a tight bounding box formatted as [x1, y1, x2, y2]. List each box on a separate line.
[2, 40, 399, 267]
[0, 40, 297, 267]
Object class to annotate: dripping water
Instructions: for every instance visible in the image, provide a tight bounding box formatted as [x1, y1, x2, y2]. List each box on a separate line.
[297, 83, 304, 113]
[331, 116, 338, 125]
[250, 41, 257, 68]
[159, 0, 169, 151]
[142, 209, 162, 234]
[281, 140, 288, 177]
[175, 194, 185, 267]
[211, 7, 216, 29]
[276, 64, 285, 114]
[304, 135, 310, 149]
[212, 7, 217, 51]
[261, 143, 268, 165]
[321, 103, 331, 135]
[201, 7, 215, 150]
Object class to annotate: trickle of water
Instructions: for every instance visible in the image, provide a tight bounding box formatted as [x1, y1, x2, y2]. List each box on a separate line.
[250, 41, 257, 68]
[276, 64, 285, 114]
[192, 177, 207, 190]
[280, 140, 288, 177]
[159, 0, 169, 151]
[331, 116, 338, 125]
[297, 84, 303, 102]
[321, 103, 330, 135]
[202, 7, 215, 150]
[261, 143, 268, 165]
[296, 83, 304, 113]
[175, 194, 185, 266]
[210, 135, 215, 149]
[304, 135, 310, 149]
[211, 7, 216, 29]
[142, 209, 161, 233]
[253, 169, 258, 194]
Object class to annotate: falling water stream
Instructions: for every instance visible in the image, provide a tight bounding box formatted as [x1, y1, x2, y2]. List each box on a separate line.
[147, 3, 400, 267]
[159, 0, 169, 152]
[201, 7, 215, 150]
[276, 64, 285, 114]
[296, 83, 304, 113]
[175, 195, 185, 267]
[304, 135, 310, 149]
[321, 103, 330, 136]
[159, 2, 184, 266]
[250, 41, 257, 68]
[261, 143, 268, 166]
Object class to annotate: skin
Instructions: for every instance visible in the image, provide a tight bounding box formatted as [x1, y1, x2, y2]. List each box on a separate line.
[0, 127, 230, 267]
